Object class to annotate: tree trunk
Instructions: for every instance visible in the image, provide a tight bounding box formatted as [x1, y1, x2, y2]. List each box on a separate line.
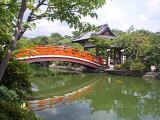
[117, 48, 121, 64]
[113, 48, 116, 65]
[0, 37, 17, 82]
[0, 0, 27, 82]
[0, 50, 12, 81]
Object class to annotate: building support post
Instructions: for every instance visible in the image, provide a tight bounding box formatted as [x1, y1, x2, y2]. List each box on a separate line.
[96, 47, 100, 56]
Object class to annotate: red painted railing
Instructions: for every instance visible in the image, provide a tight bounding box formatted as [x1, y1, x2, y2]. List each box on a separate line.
[15, 45, 105, 68]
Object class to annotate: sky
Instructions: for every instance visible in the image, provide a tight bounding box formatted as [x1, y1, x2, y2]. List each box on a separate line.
[24, 0, 160, 38]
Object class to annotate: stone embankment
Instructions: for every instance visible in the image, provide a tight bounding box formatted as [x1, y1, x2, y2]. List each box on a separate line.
[143, 72, 160, 80]
[106, 69, 144, 77]
[106, 69, 160, 80]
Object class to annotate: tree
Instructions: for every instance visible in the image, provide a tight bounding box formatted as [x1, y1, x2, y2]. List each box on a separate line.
[16, 37, 34, 49]
[31, 36, 49, 45]
[112, 29, 151, 60]
[49, 33, 64, 45]
[145, 33, 160, 67]
[0, 0, 106, 81]
[72, 30, 83, 38]
[112, 29, 124, 36]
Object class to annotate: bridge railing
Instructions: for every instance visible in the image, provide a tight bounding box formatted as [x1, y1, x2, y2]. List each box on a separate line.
[16, 45, 105, 66]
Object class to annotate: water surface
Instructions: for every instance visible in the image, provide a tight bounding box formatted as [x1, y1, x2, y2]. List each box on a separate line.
[33, 74, 160, 120]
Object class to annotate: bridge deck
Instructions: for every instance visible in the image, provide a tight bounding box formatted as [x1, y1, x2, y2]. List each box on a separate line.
[15, 46, 106, 69]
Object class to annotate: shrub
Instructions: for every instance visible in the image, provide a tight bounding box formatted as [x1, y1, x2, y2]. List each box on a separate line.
[130, 60, 145, 72]
[121, 61, 131, 70]
[0, 86, 40, 120]
[0, 100, 39, 120]
[1, 58, 32, 100]
[114, 64, 122, 70]
[0, 86, 19, 102]
[0, 56, 39, 120]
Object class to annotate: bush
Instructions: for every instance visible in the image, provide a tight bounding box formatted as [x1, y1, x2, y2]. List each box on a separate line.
[0, 56, 39, 120]
[0, 100, 39, 120]
[130, 60, 145, 72]
[1, 58, 32, 100]
[114, 64, 122, 70]
[0, 86, 19, 102]
[121, 61, 131, 70]
[0, 86, 40, 120]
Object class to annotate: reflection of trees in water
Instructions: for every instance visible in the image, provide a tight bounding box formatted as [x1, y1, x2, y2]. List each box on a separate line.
[84, 76, 160, 120]
[30, 81, 96, 111]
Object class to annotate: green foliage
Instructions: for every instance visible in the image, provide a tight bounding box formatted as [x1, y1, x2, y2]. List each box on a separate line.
[0, 100, 39, 120]
[0, 0, 106, 38]
[88, 48, 96, 55]
[144, 34, 160, 66]
[0, 1, 18, 53]
[1, 58, 32, 100]
[16, 37, 35, 49]
[88, 37, 113, 57]
[90, 37, 113, 48]
[31, 36, 49, 45]
[0, 86, 19, 102]
[130, 60, 145, 72]
[71, 43, 84, 50]
[59, 38, 71, 45]
[113, 29, 151, 60]
[112, 29, 124, 36]
[0, 0, 107, 119]
[0, 58, 39, 120]
[30, 33, 64, 46]
[0, 0, 18, 33]
[121, 59, 146, 72]
[30, 63, 56, 77]
[50, 33, 63, 39]
[114, 64, 122, 70]
[19, 32, 84, 51]
[72, 31, 83, 38]
[121, 61, 131, 70]
[110, 28, 160, 69]
[0, 0, 107, 83]
[47, 0, 106, 32]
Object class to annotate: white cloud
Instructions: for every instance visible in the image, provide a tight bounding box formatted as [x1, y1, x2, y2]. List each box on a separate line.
[96, 2, 131, 31]
[139, 0, 160, 32]
[146, 0, 160, 19]
[139, 14, 148, 21]
[24, 19, 74, 38]
[24, 0, 160, 38]
[147, 0, 160, 9]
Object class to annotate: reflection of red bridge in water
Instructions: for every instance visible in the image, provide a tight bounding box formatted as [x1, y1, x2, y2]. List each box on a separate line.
[15, 45, 106, 69]
[28, 83, 93, 111]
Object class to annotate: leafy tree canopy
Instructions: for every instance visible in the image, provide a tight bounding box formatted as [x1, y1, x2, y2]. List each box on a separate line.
[0, 0, 106, 81]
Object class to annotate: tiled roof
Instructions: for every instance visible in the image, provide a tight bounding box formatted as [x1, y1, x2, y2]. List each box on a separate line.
[72, 24, 115, 42]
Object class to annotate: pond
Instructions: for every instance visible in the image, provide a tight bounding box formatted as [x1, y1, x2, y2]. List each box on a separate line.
[31, 74, 160, 120]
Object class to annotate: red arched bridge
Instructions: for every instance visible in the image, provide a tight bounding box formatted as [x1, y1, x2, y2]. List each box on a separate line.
[15, 45, 106, 69]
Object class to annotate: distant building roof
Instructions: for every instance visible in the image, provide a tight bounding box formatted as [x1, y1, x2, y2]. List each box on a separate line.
[72, 24, 115, 42]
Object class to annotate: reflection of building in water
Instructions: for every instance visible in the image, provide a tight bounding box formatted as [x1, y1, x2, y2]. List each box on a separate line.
[29, 83, 94, 111]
